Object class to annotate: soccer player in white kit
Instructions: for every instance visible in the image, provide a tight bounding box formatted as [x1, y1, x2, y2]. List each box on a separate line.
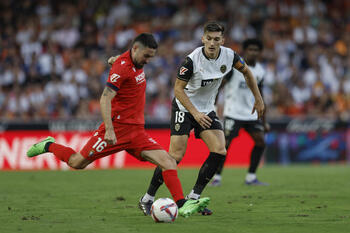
[211, 38, 270, 186]
[138, 22, 265, 215]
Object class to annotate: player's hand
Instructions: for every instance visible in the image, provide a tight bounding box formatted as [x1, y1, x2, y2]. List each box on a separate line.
[107, 55, 120, 66]
[104, 129, 117, 145]
[193, 112, 212, 129]
[252, 98, 265, 119]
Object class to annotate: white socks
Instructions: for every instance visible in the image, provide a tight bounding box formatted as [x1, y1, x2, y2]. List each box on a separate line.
[141, 193, 155, 202]
[187, 190, 200, 200]
[245, 173, 257, 182]
[213, 174, 222, 181]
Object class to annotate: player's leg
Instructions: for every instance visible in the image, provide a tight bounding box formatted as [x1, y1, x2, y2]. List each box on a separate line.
[245, 126, 268, 185]
[187, 129, 226, 200]
[139, 135, 188, 215]
[210, 118, 240, 186]
[141, 149, 210, 217]
[209, 135, 232, 186]
[139, 104, 192, 215]
[27, 136, 92, 169]
[141, 149, 182, 202]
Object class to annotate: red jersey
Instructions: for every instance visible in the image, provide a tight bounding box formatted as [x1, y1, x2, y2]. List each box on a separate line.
[106, 50, 146, 125]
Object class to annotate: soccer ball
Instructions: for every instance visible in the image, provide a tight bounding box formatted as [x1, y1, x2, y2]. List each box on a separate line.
[151, 198, 178, 223]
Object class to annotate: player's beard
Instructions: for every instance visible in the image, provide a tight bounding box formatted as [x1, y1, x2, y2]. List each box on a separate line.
[134, 62, 144, 69]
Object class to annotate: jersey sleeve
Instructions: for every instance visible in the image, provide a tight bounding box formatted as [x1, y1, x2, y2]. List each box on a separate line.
[177, 57, 194, 82]
[232, 52, 246, 72]
[106, 62, 127, 91]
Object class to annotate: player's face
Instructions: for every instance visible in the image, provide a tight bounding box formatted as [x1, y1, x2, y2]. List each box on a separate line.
[132, 45, 156, 68]
[244, 45, 261, 63]
[201, 31, 224, 59]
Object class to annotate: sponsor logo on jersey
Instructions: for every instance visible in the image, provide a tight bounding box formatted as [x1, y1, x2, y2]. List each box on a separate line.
[201, 79, 214, 87]
[88, 150, 95, 157]
[220, 65, 227, 73]
[110, 73, 121, 82]
[135, 72, 145, 84]
[148, 137, 157, 144]
[121, 61, 126, 65]
[179, 67, 188, 75]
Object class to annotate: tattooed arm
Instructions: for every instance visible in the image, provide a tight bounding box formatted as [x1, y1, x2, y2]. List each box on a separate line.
[100, 86, 117, 145]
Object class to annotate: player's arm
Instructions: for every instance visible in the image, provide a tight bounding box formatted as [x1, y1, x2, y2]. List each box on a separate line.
[233, 54, 265, 119]
[100, 86, 117, 145]
[175, 57, 212, 129]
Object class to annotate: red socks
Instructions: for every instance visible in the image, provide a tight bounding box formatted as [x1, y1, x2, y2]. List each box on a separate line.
[48, 143, 76, 163]
[162, 169, 185, 202]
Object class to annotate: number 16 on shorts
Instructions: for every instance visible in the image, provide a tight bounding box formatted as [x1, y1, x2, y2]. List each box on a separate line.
[92, 137, 107, 152]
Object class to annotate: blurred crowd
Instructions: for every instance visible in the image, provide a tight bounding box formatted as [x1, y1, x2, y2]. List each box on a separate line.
[0, 0, 349, 123]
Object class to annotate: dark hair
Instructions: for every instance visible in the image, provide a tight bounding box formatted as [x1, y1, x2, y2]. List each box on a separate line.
[132, 33, 158, 49]
[242, 38, 263, 51]
[203, 21, 225, 34]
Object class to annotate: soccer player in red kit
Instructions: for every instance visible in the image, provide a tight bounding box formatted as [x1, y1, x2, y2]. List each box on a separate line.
[27, 33, 210, 217]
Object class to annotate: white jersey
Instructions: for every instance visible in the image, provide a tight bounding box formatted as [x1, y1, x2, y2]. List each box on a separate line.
[175, 46, 243, 114]
[223, 62, 265, 120]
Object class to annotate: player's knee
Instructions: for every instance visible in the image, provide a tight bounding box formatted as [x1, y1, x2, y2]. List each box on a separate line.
[217, 149, 227, 155]
[169, 148, 185, 162]
[68, 154, 88, 169]
[68, 161, 86, 169]
[72, 164, 86, 169]
[211, 146, 226, 156]
[169, 152, 183, 162]
[161, 155, 177, 170]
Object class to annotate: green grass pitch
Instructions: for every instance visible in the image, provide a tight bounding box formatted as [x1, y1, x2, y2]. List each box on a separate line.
[1, 165, 349, 233]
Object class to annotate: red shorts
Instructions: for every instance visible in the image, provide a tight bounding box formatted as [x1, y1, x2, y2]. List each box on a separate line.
[80, 123, 164, 161]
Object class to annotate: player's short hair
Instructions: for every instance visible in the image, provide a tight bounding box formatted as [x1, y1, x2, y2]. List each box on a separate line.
[203, 21, 225, 35]
[132, 33, 158, 49]
[243, 38, 263, 51]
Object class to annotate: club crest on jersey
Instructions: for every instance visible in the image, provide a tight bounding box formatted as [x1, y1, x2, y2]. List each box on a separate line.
[179, 67, 188, 75]
[175, 123, 180, 131]
[110, 73, 120, 82]
[201, 79, 214, 87]
[220, 65, 226, 73]
[135, 72, 145, 84]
